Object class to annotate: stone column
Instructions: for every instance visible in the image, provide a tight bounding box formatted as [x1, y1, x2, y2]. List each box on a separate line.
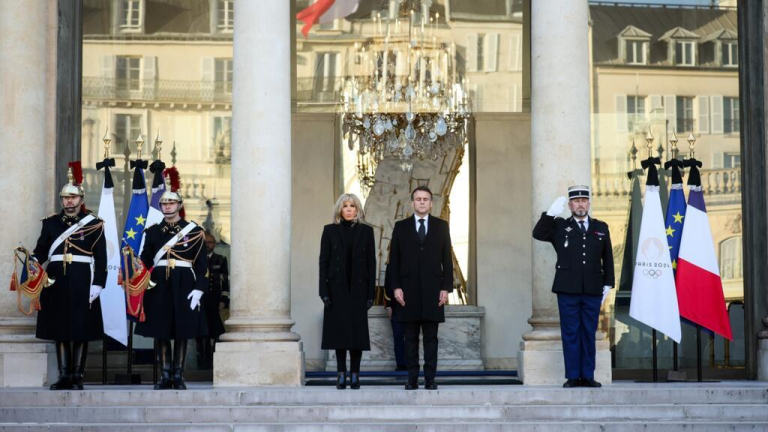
[517, 0, 610, 385]
[0, 0, 56, 387]
[214, 0, 304, 386]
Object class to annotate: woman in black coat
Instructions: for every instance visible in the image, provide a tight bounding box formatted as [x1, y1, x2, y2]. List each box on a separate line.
[319, 193, 375, 390]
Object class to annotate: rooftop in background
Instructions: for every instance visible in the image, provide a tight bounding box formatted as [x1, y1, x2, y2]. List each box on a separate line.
[590, 2, 738, 68]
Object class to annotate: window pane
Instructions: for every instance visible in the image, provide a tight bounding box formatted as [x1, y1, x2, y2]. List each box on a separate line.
[82, 0, 235, 375]
[590, 3, 743, 378]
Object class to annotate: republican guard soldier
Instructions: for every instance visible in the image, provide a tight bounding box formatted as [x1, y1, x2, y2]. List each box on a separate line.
[135, 178, 208, 390]
[532, 185, 614, 388]
[32, 166, 107, 390]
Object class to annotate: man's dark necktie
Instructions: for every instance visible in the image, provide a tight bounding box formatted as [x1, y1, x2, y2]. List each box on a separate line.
[579, 220, 586, 234]
[418, 218, 426, 242]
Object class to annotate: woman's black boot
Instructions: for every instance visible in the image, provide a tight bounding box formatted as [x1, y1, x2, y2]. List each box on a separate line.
[336, 372, 347, 390]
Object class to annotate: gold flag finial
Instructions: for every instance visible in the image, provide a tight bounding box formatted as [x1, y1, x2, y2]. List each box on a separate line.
[154, 129, 162, 160]
[687, 132, 697, 158]
[102, 127, 111, 159]
[644, 128, 654, 158]
[135, 134, 144, 159]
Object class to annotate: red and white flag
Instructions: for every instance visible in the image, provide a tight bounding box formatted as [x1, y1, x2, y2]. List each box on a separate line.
[297, 0, 360, 37]
[675, 162, 733, 340]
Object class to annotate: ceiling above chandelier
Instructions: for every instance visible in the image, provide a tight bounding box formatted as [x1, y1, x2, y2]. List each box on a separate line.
[340, 0, 471, 176]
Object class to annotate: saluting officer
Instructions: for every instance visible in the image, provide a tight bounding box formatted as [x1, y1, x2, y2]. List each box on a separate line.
[135, 179, 208, 390]
[532, 185, 614, 388]
[32, 168, 107, 390]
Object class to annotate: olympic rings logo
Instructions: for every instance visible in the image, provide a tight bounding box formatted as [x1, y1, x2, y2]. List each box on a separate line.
[643, 269, 662, 279]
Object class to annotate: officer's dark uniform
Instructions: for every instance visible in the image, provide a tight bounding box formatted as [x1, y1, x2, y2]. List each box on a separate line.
[196, 250, 228, 368]
[532, 189, 614, 385]
[135, 218, 208, 389]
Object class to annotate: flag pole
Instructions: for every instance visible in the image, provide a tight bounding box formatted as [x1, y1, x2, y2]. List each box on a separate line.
[696, 324, 703, 382]
[102, 334, 108, 385]
[652, 329, 658, 382]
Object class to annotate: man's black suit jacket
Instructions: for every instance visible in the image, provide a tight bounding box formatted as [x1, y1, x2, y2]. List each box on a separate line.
[386, 215, 453, 323]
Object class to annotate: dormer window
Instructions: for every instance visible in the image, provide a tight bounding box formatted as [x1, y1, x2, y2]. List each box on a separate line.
[702, 29, 738, 68]
[675, 41, 696, 66]
[619, 25, 651, 66]
[723, 42, 738, 67]
[661, 27, 699, 67]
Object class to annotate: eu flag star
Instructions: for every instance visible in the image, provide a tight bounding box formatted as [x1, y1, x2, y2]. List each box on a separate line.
[135, 215, 146, 226]
[126, 228, 137, 240]
[673, 212, 684, 224]
[666, 225, 675, 237]
[672, 260, 677, 270]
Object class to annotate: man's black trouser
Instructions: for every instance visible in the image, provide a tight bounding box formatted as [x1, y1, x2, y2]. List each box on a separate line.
[402, 321, 439, 382]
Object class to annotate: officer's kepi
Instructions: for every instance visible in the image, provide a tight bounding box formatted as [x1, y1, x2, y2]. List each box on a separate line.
[567, 185, 590, 200]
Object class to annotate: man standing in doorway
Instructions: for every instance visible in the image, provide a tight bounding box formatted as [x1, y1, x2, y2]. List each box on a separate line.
[532, 185, 614, 388]
[387, 186, 454, 390]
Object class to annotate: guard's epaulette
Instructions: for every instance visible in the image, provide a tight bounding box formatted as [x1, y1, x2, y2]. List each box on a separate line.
[41, 213, 58, 221]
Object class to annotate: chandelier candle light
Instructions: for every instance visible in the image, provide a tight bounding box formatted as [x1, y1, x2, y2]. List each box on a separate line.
[341, 2, 470, 173]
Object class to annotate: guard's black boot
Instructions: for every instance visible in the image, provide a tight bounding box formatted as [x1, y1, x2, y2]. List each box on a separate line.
[154, 340, 173, 390]
[336, 372, 347, 390]
[350, 372, 360, 390]
[71, 342, 88, 390]
[50, 341, 72, 390]
[172, 339, 188, 390]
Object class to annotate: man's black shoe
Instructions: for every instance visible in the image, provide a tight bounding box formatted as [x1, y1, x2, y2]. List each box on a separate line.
[563, 379, 580, 388]
[424, 381, 438, 390]
[581, 379, 602, 388]
[405, 380, 418, 390]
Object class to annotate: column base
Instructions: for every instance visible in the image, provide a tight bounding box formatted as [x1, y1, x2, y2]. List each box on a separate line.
[517, 339, 611, 385]
[0, 318, 53, 387]
[214, 341, 304, 386]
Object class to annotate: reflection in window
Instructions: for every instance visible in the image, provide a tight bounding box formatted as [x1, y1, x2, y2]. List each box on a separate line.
[217, 0, 234, 33]
[211, 116, 232, 161]
[120, 0, 143, 31]
[625, 40, 646, 65]
[676, 96, 694, 133]
[675, 41, 696, 66]
[116, 56, 141, 91]
[720, 237, 743, 280]
[627, 95, 646, 132]
[114, 114, 143, 149]
[215, 58, 233, 94]
[724, 97, 740, 134]
[723, 42, 738, 67]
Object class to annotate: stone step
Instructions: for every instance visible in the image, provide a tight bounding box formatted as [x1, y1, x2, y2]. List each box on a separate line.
[2, 423, 768, 432]
[1, 385, 767, 407]
[2, 404, 768, 424]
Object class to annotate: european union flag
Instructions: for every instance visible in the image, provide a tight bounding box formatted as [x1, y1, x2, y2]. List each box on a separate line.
[122, 161, 149, 268]
[664, 159, 687, 274]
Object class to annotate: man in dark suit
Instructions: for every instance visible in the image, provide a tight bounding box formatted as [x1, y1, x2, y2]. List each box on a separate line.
[532, 185, 614, 388]
[387, 186, 453, 390]
[196, 233, 229, 369]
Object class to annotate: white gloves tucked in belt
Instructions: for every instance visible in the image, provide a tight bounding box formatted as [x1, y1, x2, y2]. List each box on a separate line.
[89, 285, 103, 303]
[601, 286, 611, 305]
[188, 290, 204, 310]
[547, 196, 568, 217]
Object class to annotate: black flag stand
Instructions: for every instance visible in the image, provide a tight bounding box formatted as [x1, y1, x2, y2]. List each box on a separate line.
[652, 329, 658, 382]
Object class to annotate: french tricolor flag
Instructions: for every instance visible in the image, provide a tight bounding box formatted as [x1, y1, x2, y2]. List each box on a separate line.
[297, 0, 360, 37]
[675, 159, 733, 340]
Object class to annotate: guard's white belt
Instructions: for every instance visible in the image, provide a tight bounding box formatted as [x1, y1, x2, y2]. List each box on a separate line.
[49, 254, 93, 264]
[156, 260, 193, 268]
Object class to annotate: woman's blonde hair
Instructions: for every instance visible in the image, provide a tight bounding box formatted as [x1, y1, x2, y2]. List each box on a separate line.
[332, 193, 365, 224]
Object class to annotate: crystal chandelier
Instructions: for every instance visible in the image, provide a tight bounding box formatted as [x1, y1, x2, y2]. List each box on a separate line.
[341, 2, 471, 175]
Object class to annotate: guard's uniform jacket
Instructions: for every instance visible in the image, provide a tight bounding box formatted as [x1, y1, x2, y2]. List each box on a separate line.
[204, 251, 229, 339]
[32, 211, 107, 342]
[532, 213, 614, 295]
[135, 219, 208, 340]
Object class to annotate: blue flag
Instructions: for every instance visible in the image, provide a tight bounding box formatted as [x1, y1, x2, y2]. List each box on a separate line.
[663, 161, 687, 275]
[122, 163, 149, 269]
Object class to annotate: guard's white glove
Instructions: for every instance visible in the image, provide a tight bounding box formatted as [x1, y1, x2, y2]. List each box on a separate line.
[546, 196, 568, 217]
[188, 289, 204, 310]
[89, 285, 103, 303]
[601, 286, 611, 305]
